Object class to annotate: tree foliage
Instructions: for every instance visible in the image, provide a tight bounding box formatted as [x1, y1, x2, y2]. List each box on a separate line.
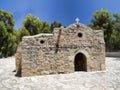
[41, 21, 51, 33]
[50, 21, 62, 32]
[23, 14, 51, 35]
[16, 27, 30, 43]
[16, 14, 51, 44]
[0, 10, 17, 57]
[23, 14, 42, 35]
[90, 9, 114, 51]
[112, 13, 120, 50]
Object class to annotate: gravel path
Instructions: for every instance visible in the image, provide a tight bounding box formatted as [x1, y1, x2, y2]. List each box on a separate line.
[0, 57, 120, 90]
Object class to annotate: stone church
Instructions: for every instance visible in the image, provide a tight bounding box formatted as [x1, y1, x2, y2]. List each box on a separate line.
[15, 21, 105, 77]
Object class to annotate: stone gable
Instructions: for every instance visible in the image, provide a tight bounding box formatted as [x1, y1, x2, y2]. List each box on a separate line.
[15, 23, 105, 77]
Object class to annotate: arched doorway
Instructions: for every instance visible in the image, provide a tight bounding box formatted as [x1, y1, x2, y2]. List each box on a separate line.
[74, 53, 87, 71]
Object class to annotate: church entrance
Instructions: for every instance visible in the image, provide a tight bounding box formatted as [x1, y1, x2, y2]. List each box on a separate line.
[74, 53, 87, 71]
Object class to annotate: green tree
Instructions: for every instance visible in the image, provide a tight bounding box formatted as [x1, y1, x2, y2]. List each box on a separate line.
[16, 27, 30, 43]
[112, 13, 120, 50]
[50, 21, 62, 32]
[90, 9, 114, 51]
[41, 21, 51, 33]
[0, 10, 17, 57]
[23, 14, 42, 35]
[6, 30, 17, 56]
[0, 21, 8, 57]
[23, 14, 51, 35]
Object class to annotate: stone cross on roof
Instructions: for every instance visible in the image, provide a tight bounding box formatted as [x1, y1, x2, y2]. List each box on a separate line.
[75, 18, 80, 24]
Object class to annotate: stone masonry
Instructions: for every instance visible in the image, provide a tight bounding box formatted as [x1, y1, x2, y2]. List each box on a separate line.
[15, 23, 105, 77]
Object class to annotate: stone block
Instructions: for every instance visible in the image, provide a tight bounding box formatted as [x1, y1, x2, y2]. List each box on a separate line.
[15, 23, 105, 77]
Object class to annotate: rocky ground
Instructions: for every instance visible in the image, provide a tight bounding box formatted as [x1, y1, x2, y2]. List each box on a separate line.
[0, 57, 120, 90]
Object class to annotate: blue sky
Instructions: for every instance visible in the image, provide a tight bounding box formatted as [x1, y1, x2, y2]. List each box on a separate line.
[0, 0, 120, 29]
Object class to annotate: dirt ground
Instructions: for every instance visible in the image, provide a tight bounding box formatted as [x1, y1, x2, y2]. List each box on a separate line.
[0, 56, 120, 90]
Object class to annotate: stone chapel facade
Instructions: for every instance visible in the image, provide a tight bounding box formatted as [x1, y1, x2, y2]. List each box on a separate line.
[15, 23, 105, 77]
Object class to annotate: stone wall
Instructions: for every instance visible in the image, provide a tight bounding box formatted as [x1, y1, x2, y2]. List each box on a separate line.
[15, 23, 105, 77]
